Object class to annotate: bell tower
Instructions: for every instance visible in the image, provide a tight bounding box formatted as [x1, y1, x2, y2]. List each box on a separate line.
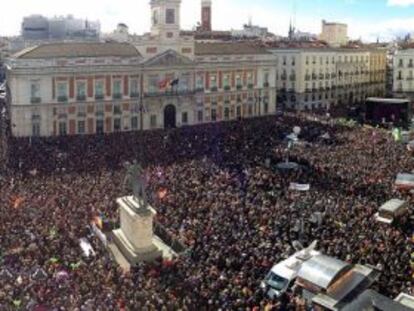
[150, 0, 181, 40]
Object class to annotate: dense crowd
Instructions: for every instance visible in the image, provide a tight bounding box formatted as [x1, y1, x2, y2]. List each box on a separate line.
[0, 114, 412, 310]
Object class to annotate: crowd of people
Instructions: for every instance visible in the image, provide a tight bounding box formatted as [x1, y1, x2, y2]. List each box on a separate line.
[0, 114, 412, 310]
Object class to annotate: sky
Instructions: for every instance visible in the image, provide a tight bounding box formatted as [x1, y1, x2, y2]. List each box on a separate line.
[2, 0, 414, 41]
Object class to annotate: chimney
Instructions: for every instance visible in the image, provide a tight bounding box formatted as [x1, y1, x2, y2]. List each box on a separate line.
[201, 0, 212, 32]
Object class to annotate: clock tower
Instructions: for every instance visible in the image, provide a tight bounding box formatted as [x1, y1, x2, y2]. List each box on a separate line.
[150, 0, 181, 40]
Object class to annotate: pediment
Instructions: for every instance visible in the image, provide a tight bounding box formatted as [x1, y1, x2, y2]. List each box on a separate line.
[144, 49, 193, 67]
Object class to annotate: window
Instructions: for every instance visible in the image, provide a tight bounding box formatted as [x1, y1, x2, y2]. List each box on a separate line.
[95, 80, 104, 98]
[58, 122, 67, 136]
[30, 82, 40, 102]
[283, 56, 287, 65]
[32, 123, 40, 136]
[236, 74, 242, 88]
[114, 105, 122, 115]
[131, 116, 138, 130]
[166, 8, 175, 24]
[152, 9, 158, 25]
[223, 74, 230, 88]
[182, 112, 188, 124]
[78, 120, 85, 134]
[224, 107, 230, 120]
[96, 119, 104, 134]
[150, 115, 157, 128]
[113, 80, 122, 98]
[179, 74, 190, 92]
[130, 79, 139, 97]
[211, 109, 217, 121]
[264, 72, 269, 84]
[114, 118, 121, 131]
[210, 75, 217, 88]
[196, 75, 204, 90]
[57, 82, 68, 102]
[236, 106, 241, 118]
[76, 81, 86, 100]
[248, 105, 253, 116]
[306, 56, 309, 65]
[197, 110, 203, 122]
[148, 75, 159, 93]
[247, 73, 253, 86]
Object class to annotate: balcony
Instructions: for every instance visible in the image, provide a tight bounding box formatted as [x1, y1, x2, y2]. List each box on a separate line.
[319, 74, 324, 80]
[224, 85, 231, 91]
[325, 74, 330, 79]
[305, 75, 311, 81]
[95, 110, 104, 117]
[195, 87, 205, 93]
[95, 94, 104, 100]
[210, 86, 218, 92]
[76, 95, 86, 101]
[397, 77, 403, 81]
[30, 97, 41, 104]
[247, 83, 254, 89]
[143, 89, 196, 98]
[77, 111, 86, 118]
[281, 74, 287, 81]
[113, 93, 122, 99]
[312, 74, 317, 80]
[409, 63, 414, 68]
[289, 75, 296, 82]
[407, 77, 414, 81]
[130, 92, 140, 98]
[236, 84, 243, 90]
[57, 96, 68, 103]
[263, 82, 269, 88]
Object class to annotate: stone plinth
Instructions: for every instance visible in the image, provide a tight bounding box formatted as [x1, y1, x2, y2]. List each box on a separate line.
[112, 196, 162, 264]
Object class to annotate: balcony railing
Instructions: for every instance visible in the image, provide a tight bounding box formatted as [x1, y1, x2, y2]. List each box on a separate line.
[57, 96, 68, 103]
[247, 83, 254, 89]
[305, 75, 311, 81]
[113, 93, 123, 99]
[281, 74, 287, 81]
[312, 74, 317, 80]
[95, 111, 104, 117]
[236, 85, 243, 90]
[30, 97, 41, 104]
[289, 75, 296, 81]
[210, 86, 218, 92]
[130, 92, 140, 98]
[144, 89, 196, 98]
[224, 85, 231, 91]
[195, 87, 205, 93]
[263, 82, 269, 88]
[76, 95, 86, 101]
[95, 94, 104, 100]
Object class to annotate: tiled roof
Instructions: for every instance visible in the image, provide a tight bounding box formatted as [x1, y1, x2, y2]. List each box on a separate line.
[13, 42, 141, 59]
[194, 42, 271, 56]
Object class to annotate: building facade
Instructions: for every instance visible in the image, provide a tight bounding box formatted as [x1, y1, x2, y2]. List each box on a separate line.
[6, 0, 276, 137]
[393, 48, 414, 100]
[320, 20, 348, 47]
[271, 48, 386, 111]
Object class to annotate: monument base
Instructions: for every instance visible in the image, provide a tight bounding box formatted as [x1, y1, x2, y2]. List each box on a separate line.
[112, 229, 162, 264]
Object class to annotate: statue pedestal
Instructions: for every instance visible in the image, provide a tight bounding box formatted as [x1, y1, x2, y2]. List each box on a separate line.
[112, 196, 162, 264]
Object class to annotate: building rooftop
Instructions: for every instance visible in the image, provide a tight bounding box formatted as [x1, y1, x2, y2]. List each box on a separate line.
[13, 42, 141, 59]
[194, 41, 271, 55]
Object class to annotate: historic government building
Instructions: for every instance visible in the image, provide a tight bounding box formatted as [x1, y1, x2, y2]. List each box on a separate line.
[6, 0, 277, 137]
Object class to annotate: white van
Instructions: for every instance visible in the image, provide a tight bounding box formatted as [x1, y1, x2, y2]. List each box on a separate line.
[261, 241, 320, 299]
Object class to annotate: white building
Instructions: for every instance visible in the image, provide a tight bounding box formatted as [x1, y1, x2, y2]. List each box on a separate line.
[393, 48, 414, 99]
[320, 20, 348, 47]
[271, 48, 386, 110]
[6, 0, 277, 137]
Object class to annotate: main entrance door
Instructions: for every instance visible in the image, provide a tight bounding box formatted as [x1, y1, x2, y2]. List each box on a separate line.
[164, 104, 176, 129]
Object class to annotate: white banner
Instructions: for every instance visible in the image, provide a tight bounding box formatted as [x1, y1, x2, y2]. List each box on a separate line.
[289, 183, 310, 191]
